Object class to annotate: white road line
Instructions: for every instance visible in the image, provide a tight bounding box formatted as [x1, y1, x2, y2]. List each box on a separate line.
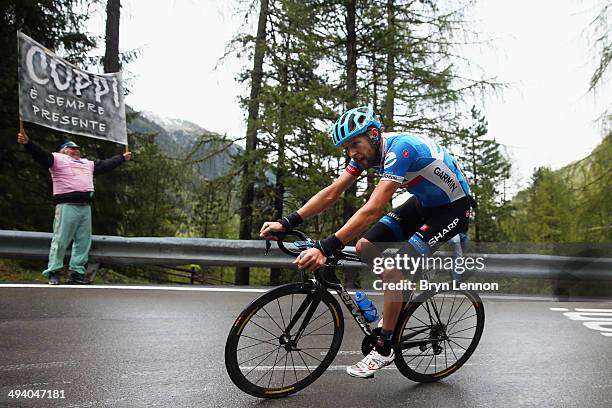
[0, 284, 597, 301]
[239, 363, 474, 371]
[239, 365, 397, 371]
[0, 284, 270, 293]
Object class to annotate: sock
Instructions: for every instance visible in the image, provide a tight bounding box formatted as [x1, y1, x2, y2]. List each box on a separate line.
[374, 335, 392, 357]
[380, 329, 393, 341]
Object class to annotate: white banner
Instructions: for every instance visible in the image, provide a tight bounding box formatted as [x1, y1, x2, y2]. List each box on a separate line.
[17, 31, 127, 145]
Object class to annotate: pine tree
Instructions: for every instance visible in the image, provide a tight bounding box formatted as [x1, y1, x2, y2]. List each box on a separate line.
[458, 107, 511, 242]
[235, 0, 271, 285]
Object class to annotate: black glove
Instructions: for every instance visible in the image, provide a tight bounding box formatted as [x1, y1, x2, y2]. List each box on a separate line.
[277, 211, 303, 231]
[314, 234, 344, 257]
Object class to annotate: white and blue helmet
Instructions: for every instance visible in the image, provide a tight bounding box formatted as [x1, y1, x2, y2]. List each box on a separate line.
[330, 106, 381, 146]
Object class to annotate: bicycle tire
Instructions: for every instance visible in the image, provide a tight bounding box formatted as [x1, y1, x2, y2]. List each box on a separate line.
[225, 283, 344, 398]
[393, 290, 485, 382]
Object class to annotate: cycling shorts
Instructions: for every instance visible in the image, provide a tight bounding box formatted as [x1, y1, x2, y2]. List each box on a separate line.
[363, 196, 470, 257]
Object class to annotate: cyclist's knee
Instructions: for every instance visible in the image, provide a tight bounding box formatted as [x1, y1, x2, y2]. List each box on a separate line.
[381, 267, 402, 282]
[355, 238, 369, 256]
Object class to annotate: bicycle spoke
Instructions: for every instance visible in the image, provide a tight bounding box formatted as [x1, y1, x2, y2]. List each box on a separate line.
[414, 351, 429, 371]
[447, 338, 468, 352]
[290, 294, 296, 324]
[444, 339, 459, 362]
[260, 305, 286, 335]
[439, 292, 446, 318]
[424, 301, 436, 327]
[445, 292, 460, 328]
[243, 346, 281, 377]
[446, 296, 467, 328]
[298, 349, 324, 363]
[296, 351, 312, 375]
[403, 324, 431, 332]
[410, 312, 430, 328]
[444, 340, 448, 367]
[282, 350, 289, 388]
[404, 346, 427, 364]
[446, 313, 477, 333]
[239, 346, 280, 367]
[253, 347, 284, 386]
[263, 346, 283, 387]
[434, 351, 437, 373]
[237, 335, 279, 351]
[448, 325, 477, 336]
[301, 319, 334, 339]
[423, 353, 435, 374]
[447, 304, 475, 334]
[277, 298, 287, 332]
[247, 317, 281, 339]
[289, 349, 299, 382]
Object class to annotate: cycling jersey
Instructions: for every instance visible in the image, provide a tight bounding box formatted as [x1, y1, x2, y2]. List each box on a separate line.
[345, 132, 471, 207]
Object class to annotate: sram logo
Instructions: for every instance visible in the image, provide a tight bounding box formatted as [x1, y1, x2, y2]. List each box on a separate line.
[427, 218, 459, 245]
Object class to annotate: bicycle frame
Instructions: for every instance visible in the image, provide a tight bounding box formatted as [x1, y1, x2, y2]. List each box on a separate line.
[271, 232, 454, 352]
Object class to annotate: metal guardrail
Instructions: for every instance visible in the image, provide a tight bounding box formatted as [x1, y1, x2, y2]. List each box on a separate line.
[0, 230, 611, 280]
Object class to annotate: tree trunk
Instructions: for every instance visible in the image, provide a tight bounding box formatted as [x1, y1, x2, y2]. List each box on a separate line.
[270, 29, 290, 287]
[342, 0, 358, 288]
[103, 0, 121, 73]
[383, 0, 396, 131]
[236, 0, 270, 285]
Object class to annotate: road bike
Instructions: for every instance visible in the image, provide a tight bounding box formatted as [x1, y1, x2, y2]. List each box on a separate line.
[224, 230, 485, 398]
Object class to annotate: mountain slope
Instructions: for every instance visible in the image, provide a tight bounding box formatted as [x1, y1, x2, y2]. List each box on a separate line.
[127, 109, 243, 179]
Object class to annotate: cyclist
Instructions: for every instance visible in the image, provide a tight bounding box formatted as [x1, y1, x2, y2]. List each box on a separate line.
[260, 106, 474, 379]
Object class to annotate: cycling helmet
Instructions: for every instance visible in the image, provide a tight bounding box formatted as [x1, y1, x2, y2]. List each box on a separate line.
[330, 106, 381, 146]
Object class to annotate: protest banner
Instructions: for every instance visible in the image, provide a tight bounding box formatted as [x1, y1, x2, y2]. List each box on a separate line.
[17, 31, 127, 145]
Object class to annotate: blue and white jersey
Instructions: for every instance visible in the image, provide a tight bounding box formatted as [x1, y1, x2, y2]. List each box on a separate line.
[345, 132, 471, 207]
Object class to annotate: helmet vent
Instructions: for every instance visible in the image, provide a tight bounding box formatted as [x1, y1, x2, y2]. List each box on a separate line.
[348, 113, 356, 132]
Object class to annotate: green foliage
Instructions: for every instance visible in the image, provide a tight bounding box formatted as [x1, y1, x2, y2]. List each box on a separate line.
[500, 134, 612, 243]
[456, 107, 511, 242]
[588, 1, 611, 93]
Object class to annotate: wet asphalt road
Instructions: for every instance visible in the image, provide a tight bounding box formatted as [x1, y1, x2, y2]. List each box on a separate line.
[0, 285, 610, 408]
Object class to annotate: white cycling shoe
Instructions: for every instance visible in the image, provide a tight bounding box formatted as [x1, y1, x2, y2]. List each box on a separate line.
[346, 347, 395, 378]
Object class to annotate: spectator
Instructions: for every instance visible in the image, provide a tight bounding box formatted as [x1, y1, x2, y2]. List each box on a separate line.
[17, 130, 132, 285]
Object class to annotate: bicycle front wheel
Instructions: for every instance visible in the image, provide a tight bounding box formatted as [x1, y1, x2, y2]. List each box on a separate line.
[393, 290, 485, 382]
[225, 283, 344, 398]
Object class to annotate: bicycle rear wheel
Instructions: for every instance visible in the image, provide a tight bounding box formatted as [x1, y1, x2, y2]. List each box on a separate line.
[393, 290, 485, 382]
[225, 283, 344, 398]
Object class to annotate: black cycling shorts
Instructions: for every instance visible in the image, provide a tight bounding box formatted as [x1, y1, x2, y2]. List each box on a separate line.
[363, 196, 470, 257]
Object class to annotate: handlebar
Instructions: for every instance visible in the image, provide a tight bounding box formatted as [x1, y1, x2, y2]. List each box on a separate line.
[266, 230, 362, 264]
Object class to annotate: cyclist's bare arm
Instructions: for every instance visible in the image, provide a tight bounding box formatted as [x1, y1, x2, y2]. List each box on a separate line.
[297, 171, 358, 219]
[259, 172, 358, 240]
[294, 180, 399, 272]
[335, 180, 399, 244]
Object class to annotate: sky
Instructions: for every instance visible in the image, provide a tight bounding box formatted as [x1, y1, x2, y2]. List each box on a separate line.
[88, 0, 610, 191]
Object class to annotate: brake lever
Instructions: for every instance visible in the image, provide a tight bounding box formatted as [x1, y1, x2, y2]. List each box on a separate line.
[265, 240, 271, 256]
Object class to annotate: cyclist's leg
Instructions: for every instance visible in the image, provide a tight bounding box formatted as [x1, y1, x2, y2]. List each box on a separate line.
[365, 196, 471, 332]
[404, 196, 470, 257]
[360, 197, 423, 335]
[347, 199, 423, 377]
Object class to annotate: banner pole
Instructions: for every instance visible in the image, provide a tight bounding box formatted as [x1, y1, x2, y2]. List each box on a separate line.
[125, 144, 128, 154]
[19, 119, 25, 136]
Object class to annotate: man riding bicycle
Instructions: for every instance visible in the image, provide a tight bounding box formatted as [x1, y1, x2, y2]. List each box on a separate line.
[260, 106, 473, 379]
